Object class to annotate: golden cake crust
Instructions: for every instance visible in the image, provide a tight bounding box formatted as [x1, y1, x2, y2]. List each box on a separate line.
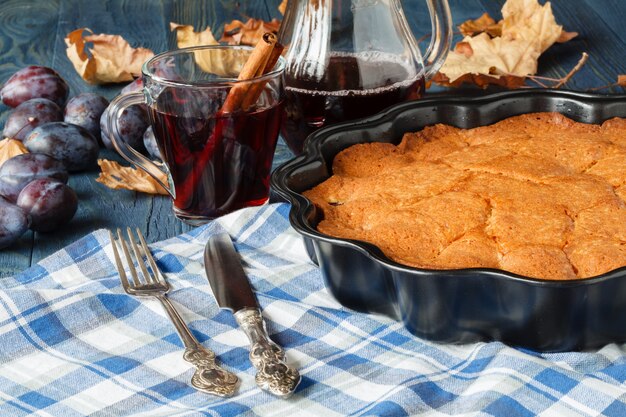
[303, 112, 626, 280]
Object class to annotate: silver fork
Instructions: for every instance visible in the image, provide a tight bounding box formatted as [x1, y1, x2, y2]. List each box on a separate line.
[109, 227, 239, 398]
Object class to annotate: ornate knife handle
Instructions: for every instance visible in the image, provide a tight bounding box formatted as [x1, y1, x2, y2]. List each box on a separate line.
[234, 308, 301, 398]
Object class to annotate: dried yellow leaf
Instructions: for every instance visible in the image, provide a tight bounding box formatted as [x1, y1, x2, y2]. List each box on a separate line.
[96, 159, 168, 195]
[65, 28, 154, 84]
[170, 22, 247, 77]
[501, 0, 563, 53]
[170, 22, 218, 48]
[279, 0, 288, 15]
[439, 32, 540, 83]
[0, 138, 28, 168]
[220, 18, 281, 46]
[438, 0, 568, 86]
[459, 9, 576, 43]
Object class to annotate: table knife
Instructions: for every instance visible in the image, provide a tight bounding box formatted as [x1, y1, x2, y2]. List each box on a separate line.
[204, 232, 301, 398]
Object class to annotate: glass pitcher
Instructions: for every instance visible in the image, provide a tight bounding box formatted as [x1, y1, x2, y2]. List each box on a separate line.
[278, 0, 452, 154]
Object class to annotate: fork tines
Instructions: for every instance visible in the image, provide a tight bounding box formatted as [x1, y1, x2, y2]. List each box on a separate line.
[109, 227, 164, 291]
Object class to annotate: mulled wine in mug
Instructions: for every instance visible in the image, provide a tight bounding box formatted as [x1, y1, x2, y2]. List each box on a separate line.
[106, 42, 285, 225]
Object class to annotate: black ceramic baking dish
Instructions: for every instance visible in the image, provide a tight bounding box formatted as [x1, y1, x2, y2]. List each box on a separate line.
[271, 89, 626, 352]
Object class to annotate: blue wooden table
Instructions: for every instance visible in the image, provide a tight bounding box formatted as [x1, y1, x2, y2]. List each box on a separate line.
[0, 0, 624, 277]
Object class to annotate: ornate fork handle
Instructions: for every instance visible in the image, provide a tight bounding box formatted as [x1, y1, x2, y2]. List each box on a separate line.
[183, 346, 239, 397]
[156, 295, 239, 397]
[235, 308, 301, 398]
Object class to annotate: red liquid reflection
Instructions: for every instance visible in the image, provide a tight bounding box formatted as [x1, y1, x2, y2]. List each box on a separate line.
[282, 53, 425, 154]
[149, 103, 283, 219]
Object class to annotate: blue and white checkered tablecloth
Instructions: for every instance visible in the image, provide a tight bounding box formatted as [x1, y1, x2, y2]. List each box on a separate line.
[2, 203, 626, 417]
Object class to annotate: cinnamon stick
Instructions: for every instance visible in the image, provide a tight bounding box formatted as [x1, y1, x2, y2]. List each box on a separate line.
[221, 32, 278, 113]
[241, 42, 284, 110]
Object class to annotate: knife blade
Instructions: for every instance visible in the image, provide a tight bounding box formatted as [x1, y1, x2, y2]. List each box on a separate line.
[204, 232, 301, 398]
[204, 232, 257, 312]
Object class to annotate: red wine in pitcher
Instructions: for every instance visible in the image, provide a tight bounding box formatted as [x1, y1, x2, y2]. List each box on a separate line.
[282, 52, 425, 154]
[149, 101, 283, 221]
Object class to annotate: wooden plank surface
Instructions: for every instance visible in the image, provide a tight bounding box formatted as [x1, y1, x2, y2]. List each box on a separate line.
[0, 0, 276, 277]
[0, 0, 625, 277]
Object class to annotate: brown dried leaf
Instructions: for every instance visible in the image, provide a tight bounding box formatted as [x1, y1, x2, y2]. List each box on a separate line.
[617, 75, 626, 86]
[557, 30, 578, 43]
[0, 138, 28, 168]
[220, 18, 281, 46]
[279, 0, 288, 15]
[65, 28, 154, 84]
[455, 41, 474, 58]
[437, 0, 568, 88]
[459, 13, 502, 37]
[96, 159, 168, 195]
[432, 71, 526, 89]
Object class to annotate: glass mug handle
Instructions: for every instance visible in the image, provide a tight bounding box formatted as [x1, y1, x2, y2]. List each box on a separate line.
[422, 0, 453, 79]
[106, 92, 174, 198]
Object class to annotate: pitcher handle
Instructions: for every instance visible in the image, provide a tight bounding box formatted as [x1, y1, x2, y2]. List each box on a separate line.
[106, 92, 174, 198]
[422, 0, 453, 80]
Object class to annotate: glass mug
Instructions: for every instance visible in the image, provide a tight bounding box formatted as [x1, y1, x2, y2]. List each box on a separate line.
[106, 46, 285, 225]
